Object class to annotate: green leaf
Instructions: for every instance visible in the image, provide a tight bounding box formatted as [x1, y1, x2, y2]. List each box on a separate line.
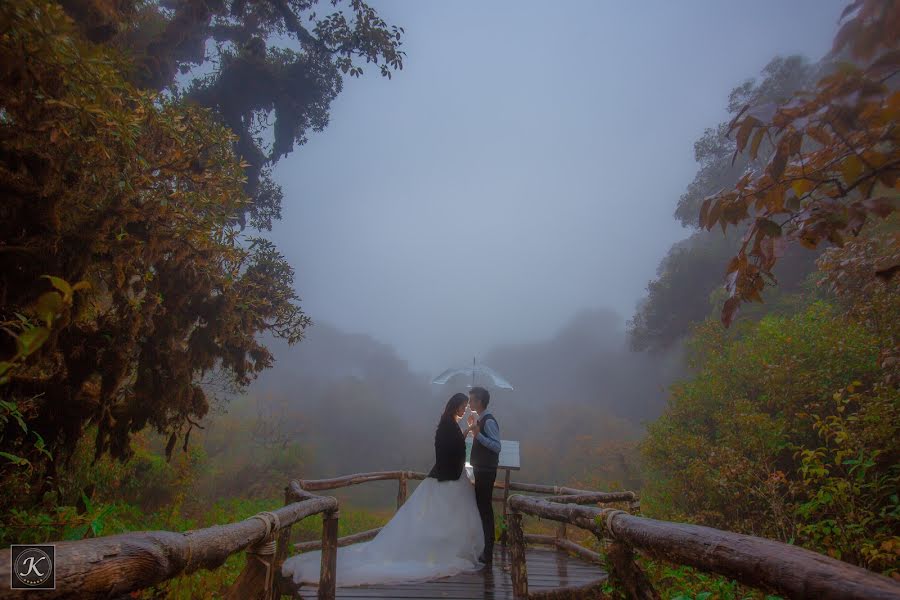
[42, 275, 72, 298]
[0, 451, 29, 466]
[17, 326, 50, 356]
[35, 291, 63, 326]
[91, 506, 114, 536]
[33, 432, 52, 459]
[65, 524, 90, 541]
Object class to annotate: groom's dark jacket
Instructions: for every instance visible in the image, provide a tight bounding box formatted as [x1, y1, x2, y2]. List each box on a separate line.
[427, 416, 466, 481]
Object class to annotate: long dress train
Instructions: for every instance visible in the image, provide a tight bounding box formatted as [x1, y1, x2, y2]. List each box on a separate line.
[281, 474, 483, 587]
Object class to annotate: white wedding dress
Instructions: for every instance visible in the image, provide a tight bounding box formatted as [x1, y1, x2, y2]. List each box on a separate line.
[282, 475, 484, 587]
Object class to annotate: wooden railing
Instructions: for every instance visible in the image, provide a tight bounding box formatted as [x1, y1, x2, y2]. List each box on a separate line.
[4, 469, 898, 600]
[507, 494, 900, 600]
[0, 485, 340, 600]
[290, 470, 631, 557]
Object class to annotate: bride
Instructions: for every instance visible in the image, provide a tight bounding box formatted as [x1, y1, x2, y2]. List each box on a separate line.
[282, 393, 484, 587]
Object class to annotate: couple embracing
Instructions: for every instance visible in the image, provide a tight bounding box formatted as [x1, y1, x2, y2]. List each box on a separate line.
[283, 387, 501, 587]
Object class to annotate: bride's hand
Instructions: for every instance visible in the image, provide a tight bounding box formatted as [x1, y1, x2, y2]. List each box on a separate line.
[467, 414, 476, 427]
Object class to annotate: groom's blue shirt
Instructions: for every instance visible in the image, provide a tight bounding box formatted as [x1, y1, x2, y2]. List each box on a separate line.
[475, 411, 501, 455]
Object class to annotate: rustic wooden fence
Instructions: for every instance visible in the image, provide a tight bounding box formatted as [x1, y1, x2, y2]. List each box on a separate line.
[0, 485, 339, 600]
[506, 494, 900, 600]
[289, 470, 634, 556]
[2, 470, 899, 600]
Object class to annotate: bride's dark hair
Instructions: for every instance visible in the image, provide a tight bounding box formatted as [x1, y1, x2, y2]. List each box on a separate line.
[440, 393, 469, 424]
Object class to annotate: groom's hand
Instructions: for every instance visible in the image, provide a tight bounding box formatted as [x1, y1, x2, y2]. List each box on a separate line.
[467, 414, 476, 428]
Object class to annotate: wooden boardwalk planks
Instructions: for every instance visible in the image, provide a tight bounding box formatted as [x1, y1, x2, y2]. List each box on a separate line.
[286, 546, 607, 599]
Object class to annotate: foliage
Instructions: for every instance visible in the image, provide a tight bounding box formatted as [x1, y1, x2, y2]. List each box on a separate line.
[625, 560, 780, 600]
[0, 0, 307, 501]
[2, 493, 386, 598]
[675, 56, 818, 228]
[637, 4, 899, 580]
[630, 57, 821, 351]
[816, 214, 900, 342]
[0, 277, 89, 472]
[641, 300, 899, 574]
[628, 229, 818, 352]
[0, 405, 386, 596]
[793, 387, 899, 568]
[700, 0, 900, 326]
[60, 0, 405, 228]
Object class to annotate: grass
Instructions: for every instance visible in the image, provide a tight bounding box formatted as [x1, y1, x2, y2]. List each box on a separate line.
[141, 499, 392, 598]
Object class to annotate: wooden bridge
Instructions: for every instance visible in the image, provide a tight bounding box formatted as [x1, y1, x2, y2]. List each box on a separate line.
[289, 546, 607, 599]
[1, 470, 898, 599]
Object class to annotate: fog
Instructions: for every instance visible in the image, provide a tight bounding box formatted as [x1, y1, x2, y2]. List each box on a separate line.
[200, 1, 845, 499]
[267, 0, 843, 373]
[238, 309, 682, 504]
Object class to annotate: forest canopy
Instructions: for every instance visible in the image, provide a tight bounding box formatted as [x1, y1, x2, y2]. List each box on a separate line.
[0, 0, 401, 502]
[60, 0, 406, 229]
[701, 0, 899, 326]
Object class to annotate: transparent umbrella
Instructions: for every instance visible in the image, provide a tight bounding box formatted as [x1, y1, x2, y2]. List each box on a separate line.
[431, 357, 514, 390]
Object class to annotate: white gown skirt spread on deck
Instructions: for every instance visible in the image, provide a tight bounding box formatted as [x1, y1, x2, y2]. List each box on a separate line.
[282, 475, 484, 587]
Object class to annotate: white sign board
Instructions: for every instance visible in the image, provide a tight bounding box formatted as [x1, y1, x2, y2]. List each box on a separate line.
[465, 439, 520, 471]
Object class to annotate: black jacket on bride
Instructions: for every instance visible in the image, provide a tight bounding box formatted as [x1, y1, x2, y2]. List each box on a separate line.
[427, 416, 466, 481]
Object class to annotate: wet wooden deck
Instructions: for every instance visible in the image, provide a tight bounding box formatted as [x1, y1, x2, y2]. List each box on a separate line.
[285, 546, 608, 599]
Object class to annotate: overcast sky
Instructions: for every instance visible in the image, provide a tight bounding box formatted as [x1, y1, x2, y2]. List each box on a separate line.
[268, 0, 845, 374]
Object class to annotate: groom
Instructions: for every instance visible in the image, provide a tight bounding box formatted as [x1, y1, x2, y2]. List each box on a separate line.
[467, 386, 500, 566]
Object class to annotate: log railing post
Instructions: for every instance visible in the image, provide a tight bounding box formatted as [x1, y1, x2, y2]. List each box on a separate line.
[318, 508, 339, 600]
[555, 521, 567, 544]
[508, 510, 528, 598]
[605, 539, 660, 600]
[271, 485, 296, 599]
[628, 496, 640, 514]
[225, 509, 281, 600]
[397, 473, 408, 509]
[500, 468, 512, 545]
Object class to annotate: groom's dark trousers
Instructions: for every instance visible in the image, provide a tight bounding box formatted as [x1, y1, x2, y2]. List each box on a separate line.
[473, 468, 497, 557]
[471, 412, 500, 560]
